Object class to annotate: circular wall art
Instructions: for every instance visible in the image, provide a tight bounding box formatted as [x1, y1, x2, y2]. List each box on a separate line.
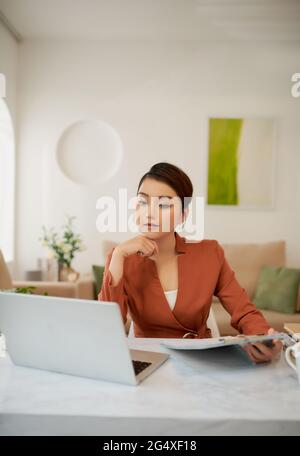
[56, 120, 123, 185]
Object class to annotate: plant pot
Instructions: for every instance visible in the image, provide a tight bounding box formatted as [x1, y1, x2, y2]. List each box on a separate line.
[58, 263, 80, 282]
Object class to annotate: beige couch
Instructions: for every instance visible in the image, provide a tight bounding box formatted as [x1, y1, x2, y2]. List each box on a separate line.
[0, 250, 94, 300]
[211, 240, 300, 335]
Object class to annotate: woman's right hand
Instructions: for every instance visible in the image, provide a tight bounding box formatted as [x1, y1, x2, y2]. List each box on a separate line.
[113, 235, 159, 259]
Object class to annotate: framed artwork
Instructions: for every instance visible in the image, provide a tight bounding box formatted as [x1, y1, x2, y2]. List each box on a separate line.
[206, 117, 276, 209]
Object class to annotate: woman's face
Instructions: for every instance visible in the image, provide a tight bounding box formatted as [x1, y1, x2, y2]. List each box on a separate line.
[135, 178, 187, 239]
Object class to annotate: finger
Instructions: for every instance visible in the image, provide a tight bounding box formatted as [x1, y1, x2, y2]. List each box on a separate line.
[267, 327, 283, 346]
[251, 343, 274, 357]
[146, 237, 159, 248]
[270, 340, 283, 354]
[138, 242, 153, 256]
[247, 344, 270, 362]
[142, 237, 156, 248]
[243, 344, 267, 362]
[270, 344, 283, 360]
[273, 339, 283, 349]
[247, 351, 269, 364]
[139, 239, 154, 254]
[151, 241, 159, 255]
[143, 244, 157, 256]
[267, 327, 283, 351]
[243, 346, 257, 364]
[144, 246, 155, 256]
[267, 328, 282, 349]
[143, 239, 159, 255]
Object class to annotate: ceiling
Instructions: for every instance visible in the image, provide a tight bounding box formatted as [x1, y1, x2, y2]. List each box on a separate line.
[0, 0, 300, 42]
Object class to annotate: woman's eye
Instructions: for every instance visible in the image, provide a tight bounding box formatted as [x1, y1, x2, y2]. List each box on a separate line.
[137, 199, 147, 205]
[159, 203, 171, 209]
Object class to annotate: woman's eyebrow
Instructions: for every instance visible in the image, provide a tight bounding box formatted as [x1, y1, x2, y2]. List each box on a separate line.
[137, 192, 174, 199]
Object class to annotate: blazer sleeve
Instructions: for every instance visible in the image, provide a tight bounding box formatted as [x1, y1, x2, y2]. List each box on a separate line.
[98, 248, 129, 325]
[214, 241, 271, 335]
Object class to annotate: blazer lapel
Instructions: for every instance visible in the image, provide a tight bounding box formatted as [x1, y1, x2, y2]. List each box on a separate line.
[167, 232, 199, 335]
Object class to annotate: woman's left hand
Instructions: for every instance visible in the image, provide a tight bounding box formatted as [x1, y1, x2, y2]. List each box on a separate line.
[243, 328, 283, 364]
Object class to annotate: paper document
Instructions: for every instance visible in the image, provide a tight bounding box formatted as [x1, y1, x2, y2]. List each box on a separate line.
[160, 332, 289, 350]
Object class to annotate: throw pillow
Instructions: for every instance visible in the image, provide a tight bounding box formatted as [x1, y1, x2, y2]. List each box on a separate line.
[92, 265, 105, 299]
[253, 265, 300, 314]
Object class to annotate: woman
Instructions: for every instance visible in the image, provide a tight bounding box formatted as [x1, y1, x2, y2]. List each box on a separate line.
[99, 162, 282, 363]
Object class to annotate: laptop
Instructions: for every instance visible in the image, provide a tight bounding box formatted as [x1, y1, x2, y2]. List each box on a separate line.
[0, 292, 169, 386]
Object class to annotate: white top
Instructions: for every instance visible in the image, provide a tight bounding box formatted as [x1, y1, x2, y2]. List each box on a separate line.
[164, 289, 178, 311]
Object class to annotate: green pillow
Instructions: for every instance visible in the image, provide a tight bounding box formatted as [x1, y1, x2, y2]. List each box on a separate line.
[253, 265, 300, 314]
[92, 265, 105, 299]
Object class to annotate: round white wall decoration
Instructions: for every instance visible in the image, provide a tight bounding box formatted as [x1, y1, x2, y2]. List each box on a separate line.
[56, 120, 123, 185]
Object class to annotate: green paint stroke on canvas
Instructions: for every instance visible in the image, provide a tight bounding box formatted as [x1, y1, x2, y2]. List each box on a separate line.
[208, 118, 243, 205]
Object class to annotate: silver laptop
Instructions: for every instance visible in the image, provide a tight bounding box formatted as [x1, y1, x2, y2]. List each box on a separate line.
[0, 292, 169, 385]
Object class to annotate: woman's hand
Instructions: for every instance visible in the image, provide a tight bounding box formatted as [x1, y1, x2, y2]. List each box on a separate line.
[243, 328, 283, 364]
[113, 235, 159, 259]
[108, 235, 159, 287]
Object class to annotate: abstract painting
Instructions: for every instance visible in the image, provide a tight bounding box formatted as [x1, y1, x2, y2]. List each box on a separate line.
[207, 118, 275, 208]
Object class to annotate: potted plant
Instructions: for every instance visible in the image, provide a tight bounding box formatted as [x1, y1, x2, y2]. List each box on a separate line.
[40, 216, 86, 282]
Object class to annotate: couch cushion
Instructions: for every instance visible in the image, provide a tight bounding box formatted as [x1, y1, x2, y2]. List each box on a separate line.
[221, 240, 286, 299]
[0, 250, 13, 290]
[92, 265, 105, 298]
[253, 266, 300, 314]
[297, 285, 300, 312]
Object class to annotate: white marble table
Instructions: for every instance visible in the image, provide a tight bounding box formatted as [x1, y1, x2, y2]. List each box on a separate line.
[0, 337, 300, 436]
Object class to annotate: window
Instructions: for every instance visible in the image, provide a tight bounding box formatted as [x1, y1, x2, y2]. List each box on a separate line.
[0, 98, 15, 262]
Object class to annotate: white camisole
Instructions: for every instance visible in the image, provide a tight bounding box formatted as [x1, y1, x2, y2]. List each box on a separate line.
[164, 289, 178, 311]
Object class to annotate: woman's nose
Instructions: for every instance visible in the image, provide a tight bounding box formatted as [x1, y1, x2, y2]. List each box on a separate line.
[149, 198, 159, 216]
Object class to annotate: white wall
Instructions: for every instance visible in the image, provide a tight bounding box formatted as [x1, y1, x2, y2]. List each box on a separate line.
[0, 21, 18, 272]
[15, 39, 300, 278]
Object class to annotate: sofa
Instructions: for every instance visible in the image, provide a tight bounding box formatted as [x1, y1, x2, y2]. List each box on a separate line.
[211, 240, 300, 335]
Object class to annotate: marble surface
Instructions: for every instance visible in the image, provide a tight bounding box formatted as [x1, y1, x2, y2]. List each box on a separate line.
[0, 336, 300, 436]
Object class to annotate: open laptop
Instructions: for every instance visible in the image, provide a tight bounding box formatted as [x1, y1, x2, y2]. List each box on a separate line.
[0, 292, 169, 386]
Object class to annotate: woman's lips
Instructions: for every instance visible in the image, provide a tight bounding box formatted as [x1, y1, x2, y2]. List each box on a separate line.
[144, 223, 159, 228]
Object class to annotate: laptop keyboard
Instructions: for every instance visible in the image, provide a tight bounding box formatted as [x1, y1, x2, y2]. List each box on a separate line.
[132, 360, 152, 376]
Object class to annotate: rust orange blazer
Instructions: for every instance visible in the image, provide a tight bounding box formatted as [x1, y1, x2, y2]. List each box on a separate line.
[98, 231, 271, 338]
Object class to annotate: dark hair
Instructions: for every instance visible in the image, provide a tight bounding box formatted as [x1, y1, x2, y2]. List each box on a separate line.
[137, 162, 193, 212]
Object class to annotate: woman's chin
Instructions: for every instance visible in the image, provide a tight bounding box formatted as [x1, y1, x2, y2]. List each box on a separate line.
[138, 228, 173, 239]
